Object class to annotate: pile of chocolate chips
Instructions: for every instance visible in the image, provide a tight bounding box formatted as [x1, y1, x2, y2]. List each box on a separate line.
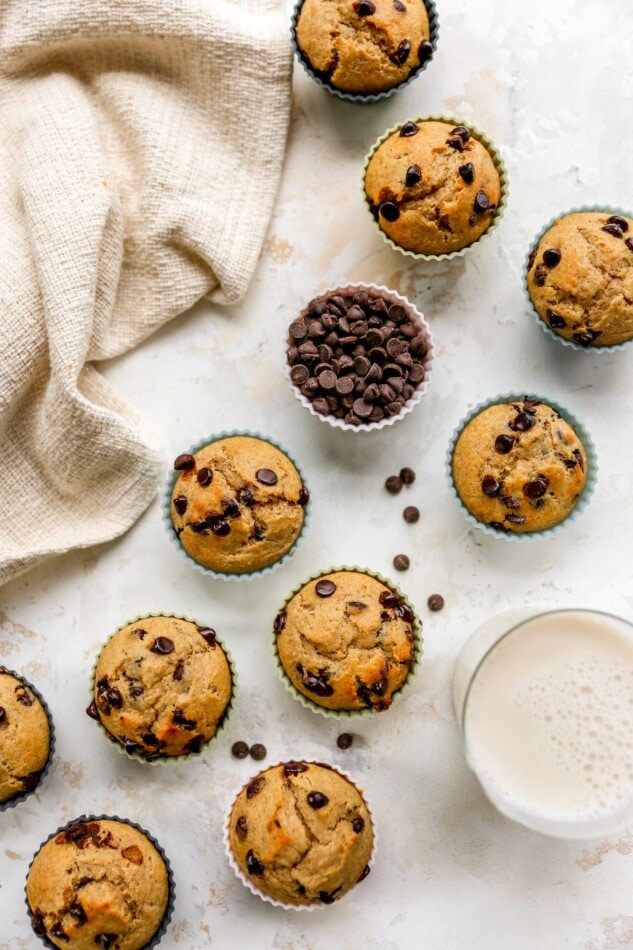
[287, 290, 427, 426]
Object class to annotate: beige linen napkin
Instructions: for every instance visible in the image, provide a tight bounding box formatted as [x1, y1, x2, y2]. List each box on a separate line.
[0, 0, 292, 586]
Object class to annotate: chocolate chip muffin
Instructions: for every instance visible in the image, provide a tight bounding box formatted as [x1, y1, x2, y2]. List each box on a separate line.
[295, 0, 433, 96]
[287, 286, 431, 427]
[0, 668, 51, 806]
[89, 616, 233, 760]
[451, 398, 589, 534]
[228, 761, 373, 906]
[364, 119, 502, 255]
[27, 818, 170, 949]
[169, 435, 308, 574]
[526, 211, 633, 347]
[275, 570, 418, 712]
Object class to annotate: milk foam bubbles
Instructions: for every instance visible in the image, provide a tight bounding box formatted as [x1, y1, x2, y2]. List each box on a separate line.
[461, 610, 633, 837]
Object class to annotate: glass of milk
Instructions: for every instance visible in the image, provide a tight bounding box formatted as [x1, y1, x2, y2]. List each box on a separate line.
[453, 609, 633, 839]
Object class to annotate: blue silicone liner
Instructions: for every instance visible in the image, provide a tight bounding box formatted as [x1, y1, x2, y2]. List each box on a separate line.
[523, 205, 633, 353]
[25, 814, 175, 948]
[291, 0, 439, 103]
[161, 430, 311, 582]
[0, 667, 55, 812]
[445, 393, 598, 542]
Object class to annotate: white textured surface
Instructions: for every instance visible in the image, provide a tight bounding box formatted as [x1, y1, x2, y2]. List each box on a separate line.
[2, 0, 633, 947]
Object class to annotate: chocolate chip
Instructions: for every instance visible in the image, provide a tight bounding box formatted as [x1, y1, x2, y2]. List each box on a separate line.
[250, 743, 267, 761]
[547, 309, 566, 329]
[122, 738, 141, 754]
[274, 611, 287, 634]
[394, 39, 411, 65]
[534, 263, 548, 286]
[173, 495, 188, 515]
[174, 453, 195, 470]
[428, 594, 444, 612]
[450, 125, 470, 143]
[86, 700, 99, 720]
[173, 710, 196, 730]
[353, 0, 376, 14]
[307, 791, 329, 809]
[208, 514, 230, 536]
[459, 162, 475, 183]
[307, 320, 326, 339]
[482, 475, 502, 497]
[400, 122, 419, 137]
[404, 163, 422, 187]
[474, 190, 490, 213]
[222, 499, 240, 519]
[232, 741, 250, 759]
[509, 411, 535, 432]
[21, 770, 42, 791]
[150, 636, 174, 655]
[317, 369, 337, 391]
[352, 398, 373, 418]
[393, 0, 406, 9]
[573, 329, 603, 347]
[379, 201, 400, 222]
[400, 467, 415, 484]
[385, 475, 403, 494]
[172, 662, 184, 682]
[246, 850, 265, 876]
[393, 554, 410, 571]
[299, 667, 334, 697]
[312, 396, 330, 415]
[246, 776, 265, 798]
[289, 320, 307, 340]
[524, 478, 548, 498]
[505, 513, 527, 525]
[50, 923, 69, 942]
[283, 761, 309, 775]
[602, 222, 624, 238]
[542, 247, 561, 267]
[379, 590, 400, 609]
[607, 214, 629, 232]
[105, 687, 122, 709]
[352, 817, 365, 833]
[316, 579, 336, 597]
[337, 733, 353, 750]
[447, 135, 466, 152]
[319, 888, 342, 905]
[238, 487, 255, 507]
[418, 40, 433, 63]
[290, 364, 309, 385]
[299, 486, 310, 506]
[494, 433, 515, 454]
[236, 816, 248, 839]
[198, 627, 216, 647]
[397, 602, 414, 623]
[197, 467, 213, 486]
[31, 913, 46, 935]
[403, 505, 419, 523]
[626, 236, 633, 252]
[489, 521, 509, 532]
[308, 297, 328, 315]
[0, 707, 6, 724]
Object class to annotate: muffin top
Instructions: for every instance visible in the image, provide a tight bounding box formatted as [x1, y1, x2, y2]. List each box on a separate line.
[90, 616, 232, 759]
[526, 211, 633, 347]
[276, 570, 417, 711]
[364, 119, 501, 255]
[228, 761, 373, 906]
[0, 668, 50, 804]
[170, 435, 308, 574]
[295, 0, 432, 95]
[27, 818, 169, 949]
[452, 399, 588, 534]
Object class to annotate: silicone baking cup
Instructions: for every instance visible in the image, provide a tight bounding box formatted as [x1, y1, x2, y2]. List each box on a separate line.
[523, 205, 633, 353]
[284, 283, 434, 432]
[224, 760, 377, 911]
[0, 667, 55, 812]
[362, 115, 509, 261]
[161, 430, 310, 581]
[445, 393, 598, 542]
[25, 814, 175, 949]
[272, 566, 422, 718]
[291, 0, 439, 104]
[89, 613, 237, 767]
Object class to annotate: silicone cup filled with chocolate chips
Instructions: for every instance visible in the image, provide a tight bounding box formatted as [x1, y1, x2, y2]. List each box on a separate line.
[286, 284, 433, 430]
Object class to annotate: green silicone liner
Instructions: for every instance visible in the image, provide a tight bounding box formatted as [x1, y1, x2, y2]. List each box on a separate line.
[89, 613, 237, 767]
[362, 115, 509, 261]
[272, 566, 422, 719]
[523, 205, 633, 353]
[161, 430, 311, 582]
[25, 814, 175, 949]
[445, 392, 598, 542]
[0, 667, 55, 812]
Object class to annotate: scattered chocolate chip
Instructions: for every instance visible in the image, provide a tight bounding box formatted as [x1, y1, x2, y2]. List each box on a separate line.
[509, 411, 535, 432]
[174, 495, 188, 516]
[385, 475, 403, 494]
[458, 162, 475, 183]
[533, 263, 548, 286]
[353, 0, 376, 14]
[256, 468, 278, 486]
[400, 122, 419, 137]
[315, 579, 336, 598]
[283, 761, 309, 775]
[602, 222, 624, 239]
[474, 190, 490, 213]
[174, 453, 195, 471]
[379, 201, 400, 222]
[236, 816, 248, 839]
[150, 636, 175, 655]
[250, 743, 267, 761]
[352, 817, 365, 833]
[418, 40, 433, 63]
[542, 247, 561, 267]
[428, 594, 444, 612]
[393, 39, 411, 65]
[86, 700, 99, 720]
[307, 791, 329, 809]
[494, 433, 515, 454]
[547, 309, 566, 329]
[197, 467, 213, 486]
[482, 475, 502, 497]
[232, 741, 250, 759]
[524, 478, 548, 498]
[400, 467, 415, 485]
[393, 554, 410, 571]
[405, 163, 422, 187]
[403, 505, 420, 523]
[337, 733, 353, 750]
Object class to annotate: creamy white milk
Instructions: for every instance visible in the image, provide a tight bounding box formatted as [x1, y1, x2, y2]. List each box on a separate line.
[463, 611, 633, 837]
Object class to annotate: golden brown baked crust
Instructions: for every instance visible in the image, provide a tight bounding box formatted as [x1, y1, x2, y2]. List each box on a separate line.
[228, 762, 373, 906]
[92, 616, 232, 758]
[0, 669, 50, 804]
[276, 570, 416, 711]
[27, 818, 169, 949]
[296, 0, 430, 94]
[170, 436, 307, 574]
[364, 119, 501, 255]
[526, 211, 633, 347]
[452, 399, 588, 534]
